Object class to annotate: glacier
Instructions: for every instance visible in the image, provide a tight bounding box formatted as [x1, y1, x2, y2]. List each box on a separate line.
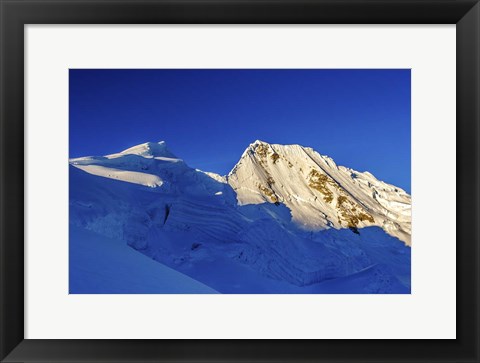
[69, 140, 411, 294]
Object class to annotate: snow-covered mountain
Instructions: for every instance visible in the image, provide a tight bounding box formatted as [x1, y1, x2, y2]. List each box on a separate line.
[69, 140, 411, 293]
[227, 140, 411, 245]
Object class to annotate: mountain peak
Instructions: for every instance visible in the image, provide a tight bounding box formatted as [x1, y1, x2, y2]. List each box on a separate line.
[246, 139, 270, 151]
[248, 140, 309, 151]
[228, 140, 411, 245]
[120, 141, 176, 158]
[252, 139, 268, 145]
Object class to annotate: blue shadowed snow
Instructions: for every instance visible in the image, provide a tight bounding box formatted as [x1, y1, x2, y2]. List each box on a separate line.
[70, 225, 218, 294]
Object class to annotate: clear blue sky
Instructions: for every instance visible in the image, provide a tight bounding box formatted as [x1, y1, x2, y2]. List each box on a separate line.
[70, 69, 411, 193]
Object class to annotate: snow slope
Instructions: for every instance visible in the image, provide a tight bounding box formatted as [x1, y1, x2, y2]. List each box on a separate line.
[69, 141, 411, 293]
[70, 225, 218, 294]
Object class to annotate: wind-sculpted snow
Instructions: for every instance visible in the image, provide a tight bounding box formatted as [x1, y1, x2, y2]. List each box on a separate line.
[70, 141, 411, 293]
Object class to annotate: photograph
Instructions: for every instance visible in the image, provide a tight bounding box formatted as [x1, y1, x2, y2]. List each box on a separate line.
[69, 69, 411, 294]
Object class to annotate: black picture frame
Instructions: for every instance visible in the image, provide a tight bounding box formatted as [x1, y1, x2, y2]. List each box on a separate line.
[1, 0, 478, 362]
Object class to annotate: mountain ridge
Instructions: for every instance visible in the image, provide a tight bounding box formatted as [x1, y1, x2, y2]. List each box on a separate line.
[70, 139, 411, 245]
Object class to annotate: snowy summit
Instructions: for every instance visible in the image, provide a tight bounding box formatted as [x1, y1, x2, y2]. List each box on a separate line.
[228, 140, 411, 245]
